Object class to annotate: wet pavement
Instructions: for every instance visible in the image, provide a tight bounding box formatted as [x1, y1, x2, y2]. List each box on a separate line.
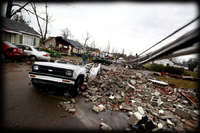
[2, 62, 128, 130]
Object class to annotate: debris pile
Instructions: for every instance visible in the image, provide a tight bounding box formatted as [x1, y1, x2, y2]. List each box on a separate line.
[55, 57, 81, 65]
[57, 99, 76, 114]
[99, 122, 112, 131]
[82, 66, 199, 131]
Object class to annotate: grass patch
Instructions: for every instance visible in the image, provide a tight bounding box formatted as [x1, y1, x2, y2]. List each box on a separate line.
[144, 64, 198, 78]
[156, 76, 198, 89]
[143, 63, 184, 75]
[184, 71, 198, 78]
[143, 64, 151, 69]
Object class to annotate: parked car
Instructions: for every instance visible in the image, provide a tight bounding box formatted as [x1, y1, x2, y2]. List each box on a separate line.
[92, 57, 112, 65]
[29, 61, 87, 96]
[1, 41, 24, 60]
[16, 44, 51, 61]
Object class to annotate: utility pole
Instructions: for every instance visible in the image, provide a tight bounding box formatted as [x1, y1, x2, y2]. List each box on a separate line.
[136, 53, 138, 69]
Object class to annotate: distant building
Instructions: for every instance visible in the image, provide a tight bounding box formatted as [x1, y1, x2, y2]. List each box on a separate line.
[86, 46, 100, 57]
[44, 36, 83, 55]
[100, 51, 113, 58]
[0, 17, 40, 47]
[67, 39, 84, 55]
[44, 36, 71, 55]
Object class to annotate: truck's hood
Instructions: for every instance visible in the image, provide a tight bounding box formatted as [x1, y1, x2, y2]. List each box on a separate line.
[34, 61, 85, 70]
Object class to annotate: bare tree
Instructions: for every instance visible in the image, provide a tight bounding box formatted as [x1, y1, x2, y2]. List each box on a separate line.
[62, 27, 72, 40]
[5, 0, 14, 18]
[83, 32, 90, 47]
[111, 48, 115, 53]
[129, 51, 132, 56]
[5, 1, 48, 22]
[114, 48, 118, 54]
[90, 40, 96, 49]
[99, 47, 102, 52]
[106, 40, 110, 53]
[13, 3, 46, 21]
[31, 2, 49, 44]
[122, 48, 125, 55]
[12, 13, 30, 25]
[5, 1, 51, 46]
[5, 0, 30, 19]
[43, 3, 48, 42]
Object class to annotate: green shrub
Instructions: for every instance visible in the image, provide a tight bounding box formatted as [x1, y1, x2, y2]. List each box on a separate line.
[40, 48, 61, 57]
[150, 64, 165, 72]
[183, 73, 191, 76]
[148, 64, 184, 75]
[51, 52, 61, 57]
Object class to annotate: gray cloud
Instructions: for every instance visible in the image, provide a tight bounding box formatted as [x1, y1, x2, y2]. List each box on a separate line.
[19, 2, 197, 59]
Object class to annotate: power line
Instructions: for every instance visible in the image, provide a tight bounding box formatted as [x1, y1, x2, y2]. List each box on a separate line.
[138, 16, 200, 56]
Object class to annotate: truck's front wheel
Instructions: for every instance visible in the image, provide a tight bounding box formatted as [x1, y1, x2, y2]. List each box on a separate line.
[69, 76, 84, 97]
[32, 82, 42, 90]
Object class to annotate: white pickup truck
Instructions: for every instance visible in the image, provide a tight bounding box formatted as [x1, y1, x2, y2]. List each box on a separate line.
[28, 61, 100, 96]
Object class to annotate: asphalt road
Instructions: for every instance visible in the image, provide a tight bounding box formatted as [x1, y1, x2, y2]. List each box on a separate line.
[2, 62, 129, 131]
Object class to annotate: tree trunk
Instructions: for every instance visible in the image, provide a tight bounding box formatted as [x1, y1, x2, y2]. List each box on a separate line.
[11, 2, 30, 17]
[6, 0, 13, 18]
[43, 3, 48, 42]
[31, 2, 49, 45]
[31, 3, 44, 43]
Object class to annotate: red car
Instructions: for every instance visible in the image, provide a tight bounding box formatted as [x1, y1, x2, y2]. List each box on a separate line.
[1, 41, 24, 59]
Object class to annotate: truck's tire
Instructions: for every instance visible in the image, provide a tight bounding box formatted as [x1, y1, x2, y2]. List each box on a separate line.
[31, 79, 42, 90]
[69, 76, 84, 97]
[32, 82, 41, 89]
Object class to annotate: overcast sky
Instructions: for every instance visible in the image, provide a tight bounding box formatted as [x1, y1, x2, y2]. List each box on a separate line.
[15, 2, 198, 61]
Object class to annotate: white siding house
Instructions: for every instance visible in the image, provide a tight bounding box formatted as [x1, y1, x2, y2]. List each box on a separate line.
[0, 17, 40, 47]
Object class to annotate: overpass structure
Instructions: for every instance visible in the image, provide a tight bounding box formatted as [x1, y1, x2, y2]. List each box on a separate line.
[126, 27, 199, 65]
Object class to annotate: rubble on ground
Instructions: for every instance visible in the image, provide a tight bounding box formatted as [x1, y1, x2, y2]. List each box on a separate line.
[99, 122, 112, 131]
[92, 104, 105, 113]
[58, 101, 76, 114]
[52, 58, 198, 131]
[82, 65, 199, 131]
[56, 56, 81, 65]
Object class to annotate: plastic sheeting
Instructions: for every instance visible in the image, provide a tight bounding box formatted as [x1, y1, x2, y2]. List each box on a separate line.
[88, 63, 101, 80]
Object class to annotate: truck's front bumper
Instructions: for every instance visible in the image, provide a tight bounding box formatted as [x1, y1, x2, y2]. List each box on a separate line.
[29, 72, 75, 88]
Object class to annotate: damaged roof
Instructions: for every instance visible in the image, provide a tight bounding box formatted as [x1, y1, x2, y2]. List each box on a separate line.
[86, 46, 100, 52]
[46, 36, 83, 49]
[65, 39, 83, 49]
[0, 16, 40, 37]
